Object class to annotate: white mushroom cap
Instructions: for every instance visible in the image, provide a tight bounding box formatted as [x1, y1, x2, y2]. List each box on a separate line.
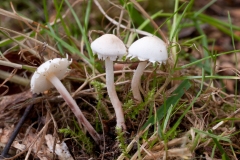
[91, 34, 126, 61]
[30, 56, 72, 94]
[127, 36, 168, 63]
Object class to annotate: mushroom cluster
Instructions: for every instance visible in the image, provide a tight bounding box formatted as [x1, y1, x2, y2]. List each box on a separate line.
[30, 33, 168, 142]
[90, 34, 168, 130]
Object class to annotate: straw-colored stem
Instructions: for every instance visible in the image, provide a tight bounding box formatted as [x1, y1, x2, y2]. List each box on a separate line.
[0, 60, 22, 69]
[0, 70, 29, 86]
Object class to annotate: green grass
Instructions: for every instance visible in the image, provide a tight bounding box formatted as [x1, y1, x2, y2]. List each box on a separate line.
[0, 0, 239, 159]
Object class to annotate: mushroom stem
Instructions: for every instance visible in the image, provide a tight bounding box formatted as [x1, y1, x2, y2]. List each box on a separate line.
[105, 58, 126, 130]
[46, 74, 101, 144]
[131, 61, 148, 103]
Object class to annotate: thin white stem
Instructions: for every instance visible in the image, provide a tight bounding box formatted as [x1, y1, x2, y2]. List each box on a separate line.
[46, 74, 101, 144]
[131, 61, 148, 103]
[105, 58, 126, 130]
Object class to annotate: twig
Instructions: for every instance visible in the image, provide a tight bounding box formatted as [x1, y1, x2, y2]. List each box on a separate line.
[0, 27, 59, 56]
[212, 108, 240, 130]
[93, 0, 153, 36]
[129, 0, 168, 44]
[117, 124, 151, 160]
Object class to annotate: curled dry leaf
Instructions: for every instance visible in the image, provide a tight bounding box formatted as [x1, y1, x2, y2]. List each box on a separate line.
[45, 134, 74, 160]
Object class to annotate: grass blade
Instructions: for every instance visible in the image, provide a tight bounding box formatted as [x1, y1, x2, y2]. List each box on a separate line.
[142, 79, 191, 129]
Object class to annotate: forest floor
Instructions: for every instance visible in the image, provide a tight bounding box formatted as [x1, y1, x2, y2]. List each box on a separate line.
[0, 0, 240, 159]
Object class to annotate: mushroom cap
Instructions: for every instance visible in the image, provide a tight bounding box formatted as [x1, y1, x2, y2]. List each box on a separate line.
[127, 36, 168, 63]
[30, 56, 72, 94]
[91, 34, 126, 61]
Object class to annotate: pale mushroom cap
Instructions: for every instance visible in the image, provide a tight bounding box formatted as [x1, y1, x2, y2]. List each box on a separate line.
[127, 36, 168, 63]
[30, 56, 72, 94]
[91, 34, 126, 61]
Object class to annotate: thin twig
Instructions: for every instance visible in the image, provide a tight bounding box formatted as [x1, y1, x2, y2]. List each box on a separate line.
[93, 0, 153, 36]
[129, 0, 168, 44]
[212, 108, 240, 130]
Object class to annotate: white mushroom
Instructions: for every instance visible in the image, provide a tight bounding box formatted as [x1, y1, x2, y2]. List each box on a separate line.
[30, 56, 100, 144]
[127, 36, 168, 103]
[91, 34, 126, 130]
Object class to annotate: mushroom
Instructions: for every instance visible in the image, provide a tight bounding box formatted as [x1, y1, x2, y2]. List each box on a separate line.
[127, 36, 168, 103]
[30, 55, 100, 144]
[91, 34, 126, 130]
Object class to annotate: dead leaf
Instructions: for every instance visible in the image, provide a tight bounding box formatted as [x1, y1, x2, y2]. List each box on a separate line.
[23, 130, 52, 160]
[45, 134, 74, 160]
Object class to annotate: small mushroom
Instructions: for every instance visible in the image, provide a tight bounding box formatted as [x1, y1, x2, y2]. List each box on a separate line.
[30, 55, 100, 144]
[127, 36, 168, 103]
[91, 34, 126, 130]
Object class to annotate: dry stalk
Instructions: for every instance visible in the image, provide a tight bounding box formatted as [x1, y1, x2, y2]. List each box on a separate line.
[35, 107, 51, 154]
[0, 70, 29, 86]
[23, 119, 52, 160]
[93, 0, 153, 36]
[0, 27, 59, 57]
[2, 119, 52, 160]
[129, 0, 168, 44]
[130, 132, 158, 160]
[144, 147, 192, 160]
[151, 137, 189, 152]
[73, 70, 134, 97]
[79, 98, 106, 156]
[117, 124, 151, 160]
[212, 108, 240, 130]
